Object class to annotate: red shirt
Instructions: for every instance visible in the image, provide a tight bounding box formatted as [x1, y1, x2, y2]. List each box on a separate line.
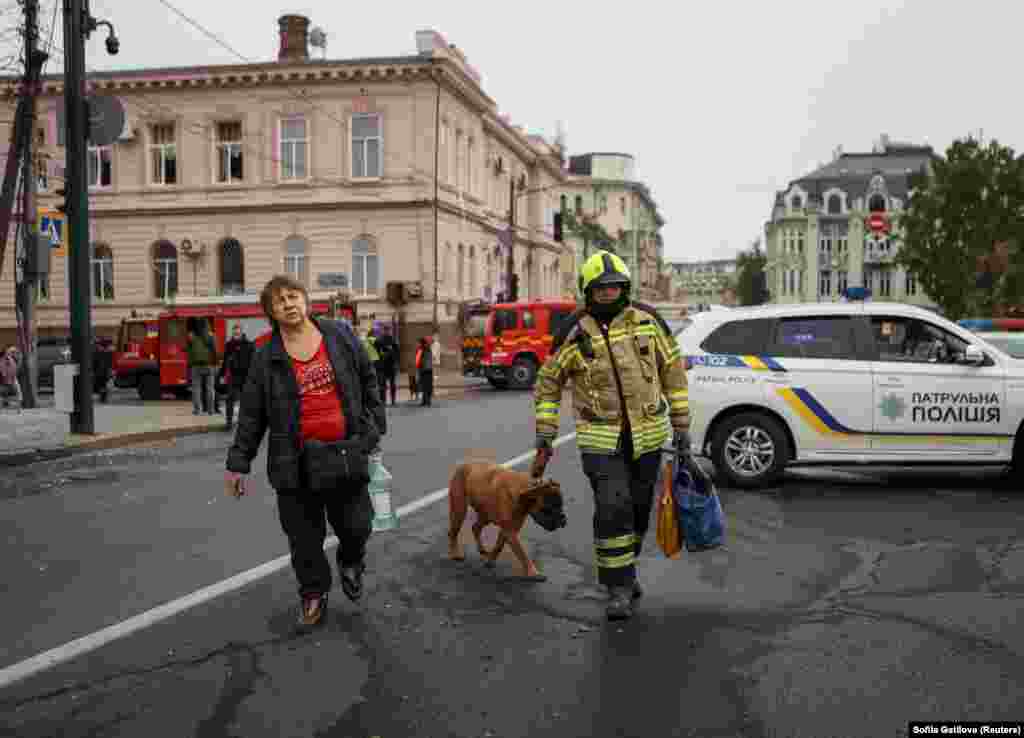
[290, 340, 346, 443]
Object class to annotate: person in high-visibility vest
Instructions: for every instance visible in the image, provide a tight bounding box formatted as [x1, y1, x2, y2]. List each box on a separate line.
[532, 250, 698, 621]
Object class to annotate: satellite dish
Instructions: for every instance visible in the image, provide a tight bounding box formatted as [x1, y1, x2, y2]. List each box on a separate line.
[309, 27, 327, 57]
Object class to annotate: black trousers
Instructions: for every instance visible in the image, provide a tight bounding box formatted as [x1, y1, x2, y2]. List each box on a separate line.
[375, 364, 397, 405]
[418, 369, 434, 406]
[276, 482, 374, 598]
[580, 432, 662, 589]
[225, 383, 244, 425]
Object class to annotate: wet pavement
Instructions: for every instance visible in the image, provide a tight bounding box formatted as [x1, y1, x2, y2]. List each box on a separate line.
[0, 386, 1022, 737]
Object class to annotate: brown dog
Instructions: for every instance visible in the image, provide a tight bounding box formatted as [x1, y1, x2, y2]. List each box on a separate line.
[447, 461, 567, 580]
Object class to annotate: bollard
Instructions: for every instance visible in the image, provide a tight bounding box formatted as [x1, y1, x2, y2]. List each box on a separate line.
[368, 451, 398, 531]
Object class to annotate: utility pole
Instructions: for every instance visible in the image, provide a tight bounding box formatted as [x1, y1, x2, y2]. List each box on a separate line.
[64, 0, 94, 433]
[15, 0, 46, 410]
[431, 60, 440, 333]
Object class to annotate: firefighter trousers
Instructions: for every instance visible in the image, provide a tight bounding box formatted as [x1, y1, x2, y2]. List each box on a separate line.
[580, 433, 662, 589]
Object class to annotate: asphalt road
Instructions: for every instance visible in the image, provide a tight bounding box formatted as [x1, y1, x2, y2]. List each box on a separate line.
[1, 386, 1022, 738]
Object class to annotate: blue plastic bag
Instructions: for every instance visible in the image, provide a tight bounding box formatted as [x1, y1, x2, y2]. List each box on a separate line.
[671, 456, 725, 552]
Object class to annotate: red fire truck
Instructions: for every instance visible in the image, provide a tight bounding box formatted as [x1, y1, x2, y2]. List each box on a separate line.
[479, 299, 577, 389]
[113, 293, 357, 400]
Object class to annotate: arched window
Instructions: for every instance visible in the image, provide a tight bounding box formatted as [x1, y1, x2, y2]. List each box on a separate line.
[352, 236, 379, 296]
[575, 194, 583, 213]
[827, 194, 842, 214]
[560, 194, 567, 212]
[283, 236, 308, 285]
[869, 194, 886, 212]
[219, 238, 245, 295]
[469, 245, 477, 298]
[791, 195, 802, 210]
[91, 243, 114, 301]
[152, 240, 178, 299]
[457, 244, 465, 297]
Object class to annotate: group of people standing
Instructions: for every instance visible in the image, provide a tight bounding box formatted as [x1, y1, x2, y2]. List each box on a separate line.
[362, 322, 439, 408]
[185, 317, 254, 430]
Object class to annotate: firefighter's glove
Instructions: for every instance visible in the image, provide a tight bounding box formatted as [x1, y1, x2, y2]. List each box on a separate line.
[531, 439, 553, 479]
[673, 429, 693, 459]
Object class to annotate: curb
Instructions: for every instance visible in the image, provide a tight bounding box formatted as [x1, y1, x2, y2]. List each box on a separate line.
[0, 422, 227, 469]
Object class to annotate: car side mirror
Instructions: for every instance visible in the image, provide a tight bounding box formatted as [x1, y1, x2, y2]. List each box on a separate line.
[961, 344, 985, 366]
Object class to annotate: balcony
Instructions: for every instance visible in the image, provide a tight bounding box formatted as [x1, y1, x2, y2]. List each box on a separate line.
[863, 249, 895, 265]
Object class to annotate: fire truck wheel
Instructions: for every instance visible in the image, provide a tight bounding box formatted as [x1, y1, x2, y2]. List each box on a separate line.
[138, 373, 162, 401]
[509, 357, 538, 389]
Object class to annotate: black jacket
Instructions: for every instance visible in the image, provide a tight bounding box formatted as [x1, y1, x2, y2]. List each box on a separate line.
[374, 333, 399, 371]
[220, 336, 254, 387]
[225, 318, 386, 492]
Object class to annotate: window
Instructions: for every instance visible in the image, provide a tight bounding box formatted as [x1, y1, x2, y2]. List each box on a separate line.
[280, 117, 307, 180]
[791, 195, 802, 210]
[467, 140, 474, 194]
[283, 236, 308, 285]
[878, 269, 892, 298]
[700, 318, 771, 355]
[819, 270, 832, 297]
[560, 194, 567, 213]
[837, 270, 848, 296]
[91, 243, 114, 301]
[352, 236, 379, 296]
[492, 308, 517, 334]
[819, 234, 832, 255]
[769, 316, 857, 360]
[905, 271, 917, 296]
[620, 196, 626, 215]
[153, 240, 178, 299]
[149, 124, 177, 185]
[351, 113, 381, 179]
[871, 317, 967, 364]
[869, 194, 886, 212]
[215, 121, 243, 184]
[36, 159, 48, 191]
[827, 194, 842, 214]
[575, 195, 583, 213]
[35, 274, 49, 301]
[440, 124, 448, 182]
[521, 310, 536, 330]
[87, 145, 113, 188]
[469, 245, 477, 298]
[219, 238, 244, 295]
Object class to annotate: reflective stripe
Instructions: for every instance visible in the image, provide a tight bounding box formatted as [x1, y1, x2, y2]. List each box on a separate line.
[596, 551, 636, 569]
[597, 533, 636, 549]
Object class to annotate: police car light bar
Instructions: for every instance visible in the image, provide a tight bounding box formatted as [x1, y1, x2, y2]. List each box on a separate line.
[957, 318, 1024, 332]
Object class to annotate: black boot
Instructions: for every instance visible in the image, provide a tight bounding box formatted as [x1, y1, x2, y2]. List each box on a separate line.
[340, 562, 366, 602]
[606, 587, 634, 621]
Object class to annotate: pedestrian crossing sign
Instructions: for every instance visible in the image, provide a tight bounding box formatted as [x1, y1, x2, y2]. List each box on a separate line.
[37, 210, 67, 257]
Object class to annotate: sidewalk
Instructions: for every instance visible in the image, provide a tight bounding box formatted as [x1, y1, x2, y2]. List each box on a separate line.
[0, 367, 488, 466]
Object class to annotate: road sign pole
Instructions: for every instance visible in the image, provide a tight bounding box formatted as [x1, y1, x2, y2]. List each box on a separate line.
[65, 0, 95, 434]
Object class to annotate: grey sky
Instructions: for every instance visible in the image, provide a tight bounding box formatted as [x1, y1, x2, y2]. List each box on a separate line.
[12, 0, 1024, 263]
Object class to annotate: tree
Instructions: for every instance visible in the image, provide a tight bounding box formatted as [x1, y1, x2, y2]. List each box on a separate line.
[735, 239, 769, 306]
[896, 137, 1024, 319]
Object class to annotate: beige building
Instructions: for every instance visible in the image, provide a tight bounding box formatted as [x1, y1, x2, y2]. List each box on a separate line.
[764, 136, 939, 310]
[0, 19, 569, 363]
[558, 153, 665, 302]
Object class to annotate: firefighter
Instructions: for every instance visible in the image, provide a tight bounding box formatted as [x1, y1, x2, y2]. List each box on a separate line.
[532, 250, 693, 621]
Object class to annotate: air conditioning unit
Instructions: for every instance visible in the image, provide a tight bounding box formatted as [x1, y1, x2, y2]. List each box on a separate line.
[181, 239, 203, 258]
[404, 281, 423, 298]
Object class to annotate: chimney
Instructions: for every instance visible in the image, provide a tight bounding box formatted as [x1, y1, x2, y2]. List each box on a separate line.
[278, 15, 310, 62]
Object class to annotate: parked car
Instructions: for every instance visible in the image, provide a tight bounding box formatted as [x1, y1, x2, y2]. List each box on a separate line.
[679, 302, 1024, 488]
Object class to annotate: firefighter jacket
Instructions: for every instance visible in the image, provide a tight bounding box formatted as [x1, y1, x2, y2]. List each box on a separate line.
[534, 303, 689, 460]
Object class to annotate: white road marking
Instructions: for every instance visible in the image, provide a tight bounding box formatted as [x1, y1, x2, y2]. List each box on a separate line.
[0, 432, 577, 690]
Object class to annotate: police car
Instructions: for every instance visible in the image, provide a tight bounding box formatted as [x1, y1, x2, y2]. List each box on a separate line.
[678, 302, 1024, 488]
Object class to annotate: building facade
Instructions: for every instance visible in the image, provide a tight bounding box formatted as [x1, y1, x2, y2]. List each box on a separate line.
[557, 153, 665, 301]
[764, 136, 939, 309]
[665, 258, 737, 305]
[0, 19, 570, 361]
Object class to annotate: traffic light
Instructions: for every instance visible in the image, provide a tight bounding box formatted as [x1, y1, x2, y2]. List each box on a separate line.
[55, 185, 70, 215]
[553, 212, 563, 243]
[509, 273, 520, 302]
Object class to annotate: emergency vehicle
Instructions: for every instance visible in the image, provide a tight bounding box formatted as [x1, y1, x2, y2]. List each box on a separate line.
[479, 299, 577, 389]
[678, 302, 1024, 488]
[458, 299, 492, 378]
[113, 293, 356, 401]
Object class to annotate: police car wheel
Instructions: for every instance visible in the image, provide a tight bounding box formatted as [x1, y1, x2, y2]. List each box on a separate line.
[711, 412, 788, 488]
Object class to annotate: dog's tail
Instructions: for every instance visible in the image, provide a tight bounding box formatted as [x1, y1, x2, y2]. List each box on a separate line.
[448, 463, 469, 542]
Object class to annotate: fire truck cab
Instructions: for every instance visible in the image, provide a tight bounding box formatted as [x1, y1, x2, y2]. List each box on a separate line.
[113, 293, 356, 401]
[480, 299, 577, 389]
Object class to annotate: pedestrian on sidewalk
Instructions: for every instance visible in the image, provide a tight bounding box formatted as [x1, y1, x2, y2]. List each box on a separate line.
[186, 318, 217, 415]
[219, 323, 254, 431]
[225, 274, 386, 629]
[415, 335, 434, 407]
[373, 323, 399, 406]
[532, 251, 696, 622]
[0, 345, 22, 412]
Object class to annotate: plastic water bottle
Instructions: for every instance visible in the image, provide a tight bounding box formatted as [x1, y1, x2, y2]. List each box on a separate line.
[368, 452, 398, 531]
